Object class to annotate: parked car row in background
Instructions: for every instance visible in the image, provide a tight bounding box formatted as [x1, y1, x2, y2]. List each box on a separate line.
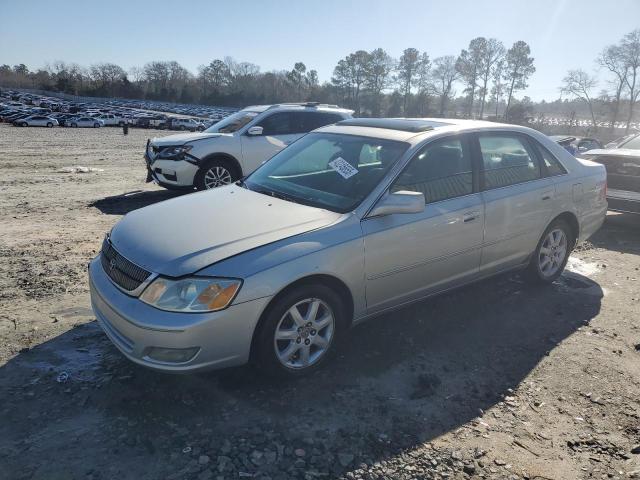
[0, 89, 237, 130]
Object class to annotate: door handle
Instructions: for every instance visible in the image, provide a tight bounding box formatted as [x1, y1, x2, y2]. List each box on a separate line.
[463, 211, 480, 223]
[541, 192, 553, 201]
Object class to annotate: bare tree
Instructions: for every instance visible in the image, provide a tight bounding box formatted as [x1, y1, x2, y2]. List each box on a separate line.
[561, 69, 598, 128]
[396, 48, 421, 114]
[287, 62, 307, 100]
[364, 48, 395, 117]
[431, 56, 459, 116]
[491, 58, 505, 117]
[478, 38, 505, 118]
[456, 37, 486, 117]
[504, 41, 535, 120]
[620, 29, 640, 133]
[598, 44, 629, 130]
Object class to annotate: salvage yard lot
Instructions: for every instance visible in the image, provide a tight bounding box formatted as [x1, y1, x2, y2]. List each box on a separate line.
[0, 123, 639, 480]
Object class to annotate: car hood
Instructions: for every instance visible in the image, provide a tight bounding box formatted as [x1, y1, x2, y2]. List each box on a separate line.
[583, 148, 640, 158]
[150, 132, 228, 146]
[109, 186, 342, 276]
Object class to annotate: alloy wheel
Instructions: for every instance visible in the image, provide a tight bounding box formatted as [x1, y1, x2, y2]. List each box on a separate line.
[273, 298, 335, 370]
[538, 228, 567, 278]
[203, 166, 232, 189]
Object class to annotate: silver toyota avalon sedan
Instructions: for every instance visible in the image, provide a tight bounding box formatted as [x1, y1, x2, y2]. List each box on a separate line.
[89, 118, 607, 377]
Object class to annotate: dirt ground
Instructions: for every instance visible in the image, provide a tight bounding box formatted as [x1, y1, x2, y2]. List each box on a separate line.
[0, 123, 639, 480]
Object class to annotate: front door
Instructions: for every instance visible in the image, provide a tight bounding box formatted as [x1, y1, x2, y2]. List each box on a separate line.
[240, 112, 305, 173]
[362, 135, 485, 313]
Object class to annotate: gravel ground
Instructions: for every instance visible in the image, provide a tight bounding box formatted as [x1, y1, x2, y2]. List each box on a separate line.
[0, 124, 639, 480]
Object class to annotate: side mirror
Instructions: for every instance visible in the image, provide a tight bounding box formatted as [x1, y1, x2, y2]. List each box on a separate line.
[247, 126, 263, 136]
[368, 191, 425, 217]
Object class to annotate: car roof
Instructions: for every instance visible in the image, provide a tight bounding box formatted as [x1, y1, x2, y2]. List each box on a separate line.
[242, 103, 353, 114]
[316, 117, 515, 143]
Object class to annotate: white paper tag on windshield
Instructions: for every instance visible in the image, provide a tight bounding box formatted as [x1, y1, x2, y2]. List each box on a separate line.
[329, 157, 358, 179]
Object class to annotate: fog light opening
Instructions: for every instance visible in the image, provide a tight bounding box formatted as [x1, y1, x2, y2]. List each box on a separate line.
[145, 346, 200, 364]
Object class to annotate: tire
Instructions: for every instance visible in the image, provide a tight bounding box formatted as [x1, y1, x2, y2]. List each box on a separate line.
[94, 123, 100, 128]
[179, 125, 186, 131]
[46, 122, 53, 128]
[21, 122, 28, 127]
[526, 219, 574, 284]
[71, 123, 77, 128]
[252, 283, 347, 378]
[194, 158, 239, 190]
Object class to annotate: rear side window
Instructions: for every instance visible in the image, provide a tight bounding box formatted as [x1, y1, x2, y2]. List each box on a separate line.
[391, 137, 473, 203]
[479, 134, 540, 189]
[537, 145, 568, 176]
[303, 112, 344, 131]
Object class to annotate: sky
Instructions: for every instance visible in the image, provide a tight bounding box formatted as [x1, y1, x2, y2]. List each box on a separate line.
[2, 0, 639, 101]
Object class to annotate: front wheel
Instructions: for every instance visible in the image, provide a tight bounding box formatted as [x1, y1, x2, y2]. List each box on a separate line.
[253, 284, 346, 378]
[194, 159, 238, 190]
[526, 219, 574, 284]
[94, 123, 100, 128]
[46, 122, 53, 128]
[21, 122, 28, 127]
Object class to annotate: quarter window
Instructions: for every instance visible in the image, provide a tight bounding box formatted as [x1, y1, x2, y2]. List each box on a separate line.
[479, 135, 540, 189]
[391, 137, 473, 203]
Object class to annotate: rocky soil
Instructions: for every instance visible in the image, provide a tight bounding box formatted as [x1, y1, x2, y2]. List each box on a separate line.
[0, 124, 639, 480]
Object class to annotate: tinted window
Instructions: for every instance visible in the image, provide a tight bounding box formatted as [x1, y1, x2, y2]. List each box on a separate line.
[577, 139, 600, 152]
[303, 112, 344, 131]
[258, 112, 298, 135]
[391, 137, 473, 203]
[479, 135, 540, 189]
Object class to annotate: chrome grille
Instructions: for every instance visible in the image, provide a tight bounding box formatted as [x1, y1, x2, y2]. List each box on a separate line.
[100, 237, 151, 292]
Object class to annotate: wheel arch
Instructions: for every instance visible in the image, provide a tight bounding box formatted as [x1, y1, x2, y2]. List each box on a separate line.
[200, 153, 243, 178]
[550, 211, 580, 247]
[248, 273, 355, 360]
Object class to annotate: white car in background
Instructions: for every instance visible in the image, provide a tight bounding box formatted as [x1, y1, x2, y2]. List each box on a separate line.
[69, 117, 105, 128]
[145, 103, 353, 190]
[170, 118, 205, 132]
[14, 115, 58, 127]
[97, 113, 126, 126]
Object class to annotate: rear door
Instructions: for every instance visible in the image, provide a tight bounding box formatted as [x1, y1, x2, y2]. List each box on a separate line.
[476, 132, 555, 275]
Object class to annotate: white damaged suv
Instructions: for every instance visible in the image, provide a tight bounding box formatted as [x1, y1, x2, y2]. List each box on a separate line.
[144, 103, 353, 190]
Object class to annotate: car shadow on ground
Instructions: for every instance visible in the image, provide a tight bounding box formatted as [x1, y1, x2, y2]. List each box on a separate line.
[0, 269, 603, 479]
[89, 189, 187, 215]
[588, 212, 640, 255]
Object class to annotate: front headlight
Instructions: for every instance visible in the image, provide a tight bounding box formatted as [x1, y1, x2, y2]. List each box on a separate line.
[140, 276, 241, 313]
[157, 145, 193, 160]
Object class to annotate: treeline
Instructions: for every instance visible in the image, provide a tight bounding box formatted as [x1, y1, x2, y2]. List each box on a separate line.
[559, 29, 640, 133]
[0, 37, 535, 120]
[1, 30, 639, 131]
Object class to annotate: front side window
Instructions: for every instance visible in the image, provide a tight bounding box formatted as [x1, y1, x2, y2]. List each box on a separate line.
[258, 112, 297, 135]
[391, 137, 473, 203]
[245, 132, 408, 213]
[205, 110, 258, 133]
[479, 134, 540, 189]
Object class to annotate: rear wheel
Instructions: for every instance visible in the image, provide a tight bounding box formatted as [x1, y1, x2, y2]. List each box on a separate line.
[527, 219, 574, 284]
[21, 122, 28, 127]
[253, 284, 346, 378]
[194, 159, 238, 190]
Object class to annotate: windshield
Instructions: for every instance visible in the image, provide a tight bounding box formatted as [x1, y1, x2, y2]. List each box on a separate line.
[244, 132, 409, 213]
[620, 134, 640, 150]
[205, 110, 259, 133]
